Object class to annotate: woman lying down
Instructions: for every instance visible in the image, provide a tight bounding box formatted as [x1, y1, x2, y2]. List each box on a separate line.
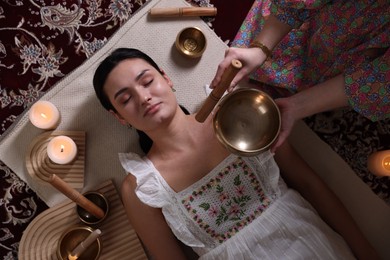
[93, 48, 378, 259]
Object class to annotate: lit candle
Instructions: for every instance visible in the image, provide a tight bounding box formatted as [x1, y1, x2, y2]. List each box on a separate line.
[47, 136, 77, 164]
[29, 101, 60, 130]
[367, 150, 390, 177]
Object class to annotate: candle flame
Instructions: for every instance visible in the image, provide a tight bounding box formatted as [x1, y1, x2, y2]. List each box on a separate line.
[60, 145, 64, 153]
[40, 113, 47, 119]
[383, 156, 390, 171]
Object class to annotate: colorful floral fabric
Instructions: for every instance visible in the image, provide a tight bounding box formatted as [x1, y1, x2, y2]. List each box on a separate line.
[232, 0, 390, 121]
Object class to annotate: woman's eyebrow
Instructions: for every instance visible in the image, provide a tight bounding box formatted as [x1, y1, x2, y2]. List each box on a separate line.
[114, 87, 128, 100]
[113, 69, 150, 100]
[135, 69, 149, 82]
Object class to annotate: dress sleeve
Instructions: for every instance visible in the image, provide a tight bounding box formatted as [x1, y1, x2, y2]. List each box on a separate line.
[344, 49, 390, 121]
[270, 0, 332, 28]
[119, 152, 206, 248]
[118, 152, 169, 208]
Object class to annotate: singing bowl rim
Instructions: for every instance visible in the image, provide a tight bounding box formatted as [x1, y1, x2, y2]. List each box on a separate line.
[57, 226, 102, 260]
[175, 26, 207, 58]
[213, 88, 281, 156]
[77, 191, 109, 225]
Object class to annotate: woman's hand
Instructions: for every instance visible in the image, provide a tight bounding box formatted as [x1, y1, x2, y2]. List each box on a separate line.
[271, 74, 349, 152]
[270, 97, 298, 153]
[211, 47, 267, 92]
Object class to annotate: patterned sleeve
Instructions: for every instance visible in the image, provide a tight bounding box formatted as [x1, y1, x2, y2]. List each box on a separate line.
[270, 0, 332, 28]
[345, 49, 390, 121]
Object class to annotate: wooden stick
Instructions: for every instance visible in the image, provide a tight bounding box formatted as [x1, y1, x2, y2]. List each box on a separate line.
[195, 59, 242, 122]
[69, 229, 102, 259]
[149, 7, 217, 17]
[49, 174, 105, 219]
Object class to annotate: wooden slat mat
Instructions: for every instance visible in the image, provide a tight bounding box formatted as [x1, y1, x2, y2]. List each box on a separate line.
[25, 131, 86, 188]
[18, 179, 147, 260]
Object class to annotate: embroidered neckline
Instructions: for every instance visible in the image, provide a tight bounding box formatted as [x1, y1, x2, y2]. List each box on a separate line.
[143, 154, 238, 195]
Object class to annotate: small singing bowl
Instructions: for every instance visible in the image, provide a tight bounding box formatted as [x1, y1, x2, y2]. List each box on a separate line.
[213, 88, 281, 156]
[57, 226, 102, 260]
[175, 27, 207, 58]
[77, 191, 109, 225]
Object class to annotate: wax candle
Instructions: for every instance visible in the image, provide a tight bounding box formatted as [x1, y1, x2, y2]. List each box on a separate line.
[47, 136, 77, 164]
[29, 101, 60, 130]
[367, 150, 390, 177]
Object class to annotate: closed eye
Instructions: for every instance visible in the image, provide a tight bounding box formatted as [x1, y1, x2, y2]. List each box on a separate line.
[142, 77, 153, 87]
[120, 93, 132, 104]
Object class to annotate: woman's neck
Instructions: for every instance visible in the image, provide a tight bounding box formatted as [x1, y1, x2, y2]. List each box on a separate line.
[147, 113, 208, 159]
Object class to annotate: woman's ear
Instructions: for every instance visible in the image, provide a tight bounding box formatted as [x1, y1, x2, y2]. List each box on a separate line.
[160, 69, 173, 88]
[109, 110, 127, 126]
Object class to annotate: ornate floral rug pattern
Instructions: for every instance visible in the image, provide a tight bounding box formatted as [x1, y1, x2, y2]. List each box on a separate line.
[0, 0, 211, 258]
[0, 0, 388, 259]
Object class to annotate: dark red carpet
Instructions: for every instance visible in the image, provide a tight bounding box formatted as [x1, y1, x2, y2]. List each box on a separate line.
[0, 1, 388, 259]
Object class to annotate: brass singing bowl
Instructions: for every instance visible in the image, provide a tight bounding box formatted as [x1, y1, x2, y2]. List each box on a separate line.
[175, 27, 206, 58]
[213, 88, 281, 156]
[57, 226, 101, 260]
[77, 191, 109, 226]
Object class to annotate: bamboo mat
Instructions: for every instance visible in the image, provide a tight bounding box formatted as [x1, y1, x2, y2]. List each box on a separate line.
[18, 179, 147, 260]
[25, 131, 86, 188]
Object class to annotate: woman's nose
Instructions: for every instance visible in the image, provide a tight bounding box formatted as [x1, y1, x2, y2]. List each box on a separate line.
[136, 88, 151, 104]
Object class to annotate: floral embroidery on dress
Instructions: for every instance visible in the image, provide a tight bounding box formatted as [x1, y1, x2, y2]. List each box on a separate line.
[181, 157, 272, 244]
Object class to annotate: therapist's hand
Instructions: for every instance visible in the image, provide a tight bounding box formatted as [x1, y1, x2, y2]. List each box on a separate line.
[210, 47, 267, 92]
[270, 97, 297, 153]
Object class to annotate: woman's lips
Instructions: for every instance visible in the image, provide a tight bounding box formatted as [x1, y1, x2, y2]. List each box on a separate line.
[144, 102, 161, 116]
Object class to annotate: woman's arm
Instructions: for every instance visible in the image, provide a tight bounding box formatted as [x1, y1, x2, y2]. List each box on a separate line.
[274, 141, 379, 259]
[211, 14, 292, 90]
[121, 174, 187, 260]
[271, 74, 349, 152]
[286, 74, 348, 119]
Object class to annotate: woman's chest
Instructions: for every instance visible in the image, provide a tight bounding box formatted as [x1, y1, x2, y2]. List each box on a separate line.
[157, 148, 228, 192]
[171, 156, 278, 245]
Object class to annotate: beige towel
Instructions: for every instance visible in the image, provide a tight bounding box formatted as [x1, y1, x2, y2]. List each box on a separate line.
[0, 0, 228, 206]
[0, 0, 389, 257]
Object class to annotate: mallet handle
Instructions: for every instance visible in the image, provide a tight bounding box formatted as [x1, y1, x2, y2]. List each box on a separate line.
[149, 7, 217, 17]
[49, 174, 105, 219]
[195, 59, 242, 122]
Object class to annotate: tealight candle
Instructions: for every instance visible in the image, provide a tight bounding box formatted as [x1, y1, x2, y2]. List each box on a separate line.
[367, 150, 390, 177]
[47, 136, 77, 164]
[29, 101, 60, 130]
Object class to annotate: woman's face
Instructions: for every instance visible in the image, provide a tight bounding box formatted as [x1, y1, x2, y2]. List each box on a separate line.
[103, 58, 178, 131]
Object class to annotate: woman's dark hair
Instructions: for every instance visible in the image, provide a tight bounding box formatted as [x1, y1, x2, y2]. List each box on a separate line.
[93, 48, 190, 154]
[137, 105, 190, 154]
[93, 48, 162, 111]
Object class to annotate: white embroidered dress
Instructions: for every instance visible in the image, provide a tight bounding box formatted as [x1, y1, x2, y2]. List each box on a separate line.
[119, 151, 355, 259]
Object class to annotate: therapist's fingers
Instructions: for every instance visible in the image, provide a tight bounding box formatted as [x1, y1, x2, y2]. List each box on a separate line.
[270, 98, 295, 153]
[210, 59, 233, 88]
[226, 70, 250, 92]
[270, 131, 288, 153]
[210, 48, 241, 88]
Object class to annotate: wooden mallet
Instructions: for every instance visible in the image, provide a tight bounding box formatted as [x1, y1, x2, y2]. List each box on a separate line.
[195, 59, 242, 122]
[49, 174, 105, 219]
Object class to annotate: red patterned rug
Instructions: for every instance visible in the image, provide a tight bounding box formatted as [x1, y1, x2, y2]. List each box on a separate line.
[0, 0, 388, 259]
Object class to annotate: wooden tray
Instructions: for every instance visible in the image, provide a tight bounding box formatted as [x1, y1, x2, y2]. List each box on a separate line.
[18, 179, 148, 260]
[25, 131, 86, 188]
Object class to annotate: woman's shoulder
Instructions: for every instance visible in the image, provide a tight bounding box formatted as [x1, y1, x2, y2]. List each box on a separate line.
[119, 152, 146, 169]
[119, 152, 171, 207]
